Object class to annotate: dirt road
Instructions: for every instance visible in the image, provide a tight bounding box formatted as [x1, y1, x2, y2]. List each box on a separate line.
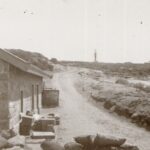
[43, 69, 150, 150]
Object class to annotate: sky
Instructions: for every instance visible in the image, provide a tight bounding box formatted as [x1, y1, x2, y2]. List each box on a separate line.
[0, 0, 150, 63]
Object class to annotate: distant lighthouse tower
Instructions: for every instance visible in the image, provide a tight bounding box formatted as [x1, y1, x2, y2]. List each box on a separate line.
[94, 49, 97, 62]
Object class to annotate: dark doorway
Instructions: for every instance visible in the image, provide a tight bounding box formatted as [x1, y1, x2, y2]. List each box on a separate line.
[20, 90, 23, 112]
[32, 85, 34, 111]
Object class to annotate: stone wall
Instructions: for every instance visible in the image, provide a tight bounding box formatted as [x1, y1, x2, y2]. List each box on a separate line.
[8, 65, 43, 129]
[9, 94, 42, 129]
[0, 59, 9, 129]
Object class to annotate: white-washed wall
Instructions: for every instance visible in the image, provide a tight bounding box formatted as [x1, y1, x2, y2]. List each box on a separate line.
[8, 93, 42, 129]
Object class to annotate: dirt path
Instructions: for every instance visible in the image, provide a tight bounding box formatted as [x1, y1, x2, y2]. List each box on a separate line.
[43, 69, 150, 150]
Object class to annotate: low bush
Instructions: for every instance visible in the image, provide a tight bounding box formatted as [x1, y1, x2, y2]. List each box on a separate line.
[132, 83, 150, 93]
[133, 83, 145, 90]
[143, 86, 150, 93]
[115, 78, 129, 85]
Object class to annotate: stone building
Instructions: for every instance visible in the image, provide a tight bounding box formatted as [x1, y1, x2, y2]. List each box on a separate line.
[0, 49, 49, 130]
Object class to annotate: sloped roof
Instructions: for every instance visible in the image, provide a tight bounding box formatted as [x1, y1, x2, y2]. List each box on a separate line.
[0, 49, 51, 78]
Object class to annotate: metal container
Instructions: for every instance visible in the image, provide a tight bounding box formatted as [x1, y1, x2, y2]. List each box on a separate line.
[42, 89, 59, 107]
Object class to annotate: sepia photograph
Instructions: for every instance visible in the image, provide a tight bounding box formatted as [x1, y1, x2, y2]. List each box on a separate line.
[0, 0, 150, 150]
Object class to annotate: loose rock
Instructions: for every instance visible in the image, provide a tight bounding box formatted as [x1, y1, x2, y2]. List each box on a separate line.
[74, 135, 93, 146]
[64, 142, 83, 150]
[0, 135, 9, 149]
[8, 135, 25, 147]
[41, 140, 64, 150]
[94, 134, 126, 147]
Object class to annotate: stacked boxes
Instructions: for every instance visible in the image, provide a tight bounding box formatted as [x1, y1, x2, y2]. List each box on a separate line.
[32, 117, 56, 132]
[47, 113, 60, 125]
[31, 116, 56, 139]
[40, 117, 56, 131]
[55, 115, 60, 125]
[19, 113, 60, 139]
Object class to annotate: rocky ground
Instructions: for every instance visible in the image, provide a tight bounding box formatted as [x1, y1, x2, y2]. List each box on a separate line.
[43, 66, 150, 150]
[75, 67, 150, 131]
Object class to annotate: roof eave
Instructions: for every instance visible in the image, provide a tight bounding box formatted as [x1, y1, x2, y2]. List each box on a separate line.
[0, 49, 51, 78]
[28, 64, 52, 78]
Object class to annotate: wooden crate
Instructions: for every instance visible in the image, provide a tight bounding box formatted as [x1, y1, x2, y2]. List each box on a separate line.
[31, 131, 55, 139]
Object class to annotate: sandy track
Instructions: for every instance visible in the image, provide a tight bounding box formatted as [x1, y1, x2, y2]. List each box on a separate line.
[43, 70, 150, 150]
